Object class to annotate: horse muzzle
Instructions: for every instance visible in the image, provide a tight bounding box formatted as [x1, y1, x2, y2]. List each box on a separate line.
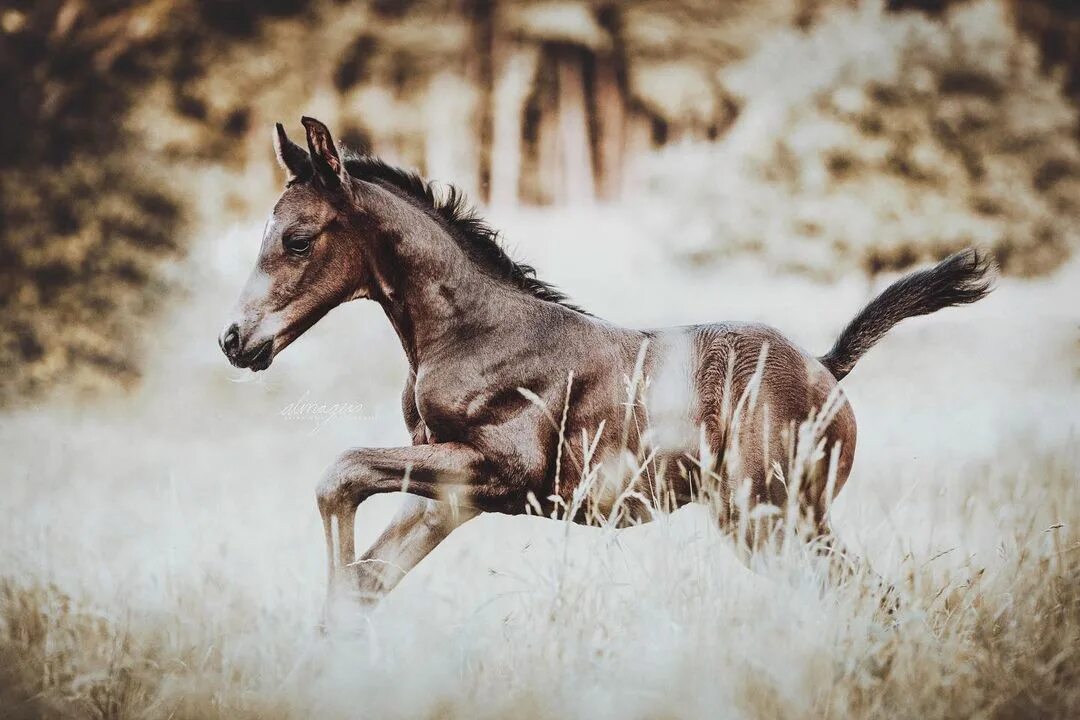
[219, 323, 275, 371]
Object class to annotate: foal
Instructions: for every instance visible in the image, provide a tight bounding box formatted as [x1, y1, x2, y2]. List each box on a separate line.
[220, 117, 994, 610]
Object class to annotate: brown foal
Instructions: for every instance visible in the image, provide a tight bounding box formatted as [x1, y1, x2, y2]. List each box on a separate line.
[220, 117, 995, 614]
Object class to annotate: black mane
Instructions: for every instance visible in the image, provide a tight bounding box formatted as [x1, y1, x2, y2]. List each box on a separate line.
[341, 151, 587, 314]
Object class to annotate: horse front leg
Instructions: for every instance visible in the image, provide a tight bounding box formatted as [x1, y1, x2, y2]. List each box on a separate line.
[318, 495, 476, 628]
[352, 495, 478, 605]
[315, 443, 515, 624]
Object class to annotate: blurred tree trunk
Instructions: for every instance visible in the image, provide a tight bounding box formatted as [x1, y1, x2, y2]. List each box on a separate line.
[621, 108, 656, 198]
[554, 44, 595, 204]
[464, 0, 495, 202]
[594, 54, 626, 202]
[425, 71, 481, 197]
[594, 5, 627, 202]
[533, 57, 560, 206]
[490, 43, 539, 208]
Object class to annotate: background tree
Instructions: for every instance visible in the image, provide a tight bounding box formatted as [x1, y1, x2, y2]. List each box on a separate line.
[3, 0, 1079, 403]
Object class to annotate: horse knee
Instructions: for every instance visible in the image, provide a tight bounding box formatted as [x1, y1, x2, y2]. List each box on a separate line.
[316, 449, 374, 513]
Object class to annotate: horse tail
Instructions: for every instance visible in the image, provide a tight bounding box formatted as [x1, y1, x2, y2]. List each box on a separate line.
[819, 248, 996, 381]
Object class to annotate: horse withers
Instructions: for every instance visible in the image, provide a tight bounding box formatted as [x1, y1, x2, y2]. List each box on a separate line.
[219, 117, 995, 614]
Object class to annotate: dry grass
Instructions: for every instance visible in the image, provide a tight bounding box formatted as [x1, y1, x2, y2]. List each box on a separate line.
[1, 209, 1078, 719]
[1, 435, 1077, 719]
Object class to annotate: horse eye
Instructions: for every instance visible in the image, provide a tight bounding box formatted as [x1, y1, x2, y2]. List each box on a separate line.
[283, 235, 313, 256]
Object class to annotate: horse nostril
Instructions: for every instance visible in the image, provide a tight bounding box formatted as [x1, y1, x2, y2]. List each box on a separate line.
[221, 325, 241, 357]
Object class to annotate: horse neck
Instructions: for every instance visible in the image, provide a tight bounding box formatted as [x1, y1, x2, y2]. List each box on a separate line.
[365, 209, 538, 370]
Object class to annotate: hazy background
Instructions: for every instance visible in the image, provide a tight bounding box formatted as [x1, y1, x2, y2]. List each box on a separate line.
[2, 1, 1079, 718]
[2, 0, 1079, 400]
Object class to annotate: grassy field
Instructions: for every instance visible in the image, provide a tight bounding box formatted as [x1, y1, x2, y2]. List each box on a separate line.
[2, 208, 1079, 719]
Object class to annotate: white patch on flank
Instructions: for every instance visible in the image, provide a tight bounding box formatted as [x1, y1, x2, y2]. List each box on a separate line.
[643, 332, 698, 452]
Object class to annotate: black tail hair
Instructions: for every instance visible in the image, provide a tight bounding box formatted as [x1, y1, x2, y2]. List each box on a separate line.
[820, 248, 996, 381]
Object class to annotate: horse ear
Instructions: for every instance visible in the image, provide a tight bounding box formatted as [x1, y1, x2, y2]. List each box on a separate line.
[301, 116, 347, 188]
[273, 123, 311, 182]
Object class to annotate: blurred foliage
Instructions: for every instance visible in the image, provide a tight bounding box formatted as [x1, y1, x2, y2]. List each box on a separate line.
[0, 0, 313, 403]
[891, 0, 1080, 111]
[643, 0, 1080, 278]
[2, 0, 1080, 404]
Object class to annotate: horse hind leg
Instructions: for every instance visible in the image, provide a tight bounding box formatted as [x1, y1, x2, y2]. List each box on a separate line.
[798, 434, 899, 613]
[811, 531, 901, 618]
[715, 439, 899, 611]
[780, 457, 899, 615]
